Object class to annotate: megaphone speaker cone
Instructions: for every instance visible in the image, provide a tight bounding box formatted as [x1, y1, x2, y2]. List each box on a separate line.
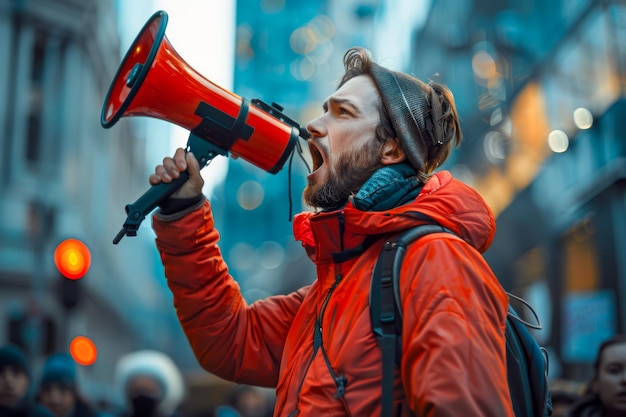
[101, 10, 168, 127]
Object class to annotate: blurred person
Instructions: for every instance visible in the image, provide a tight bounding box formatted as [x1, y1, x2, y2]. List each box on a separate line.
[226, 386, 272, 417]
[114, 351, 184, 417]
[35, 352, 97, 417]
[149, 47, 515, 415]
[549, 379, 584, 417]
[551, 390, 580, 417]
[0, 345, 52, 417]
[567, 335, 626, 417]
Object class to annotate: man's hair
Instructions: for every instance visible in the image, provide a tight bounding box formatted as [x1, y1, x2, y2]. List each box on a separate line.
[338, 47, 462, 183]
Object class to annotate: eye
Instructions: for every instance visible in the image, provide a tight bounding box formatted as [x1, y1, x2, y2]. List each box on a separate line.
[338, 107, 350, 116]
[607, 365, 623, 374]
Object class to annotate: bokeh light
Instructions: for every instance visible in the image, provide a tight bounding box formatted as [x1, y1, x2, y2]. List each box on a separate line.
[229, 242, 257, 271]
[290, 26, 317, 55]
[573, 107, 593, 129]
[483, 131, 509, 163]
[290, 56, 317, 81]
[70, 336, 97, 366]
[472, 50, 497, 80]
[308, 15, 335, 43]
[237, 180, 264, 210]
[548, 130, 569, 153]
[258, 241, 285, 270]
[54, 239, 91, 280]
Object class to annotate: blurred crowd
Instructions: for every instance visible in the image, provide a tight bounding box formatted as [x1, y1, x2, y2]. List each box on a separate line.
[0, 345, 274, 417]
[3, 334, 626, 416]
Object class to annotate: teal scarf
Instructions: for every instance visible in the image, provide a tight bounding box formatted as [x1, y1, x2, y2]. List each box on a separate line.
[350, 162, 423, 211]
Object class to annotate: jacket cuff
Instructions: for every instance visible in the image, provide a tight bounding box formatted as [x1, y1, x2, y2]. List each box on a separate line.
[155, 196, 207, 222]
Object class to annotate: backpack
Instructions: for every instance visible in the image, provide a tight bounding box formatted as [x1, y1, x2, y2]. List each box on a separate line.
[369, 223, 552, 417]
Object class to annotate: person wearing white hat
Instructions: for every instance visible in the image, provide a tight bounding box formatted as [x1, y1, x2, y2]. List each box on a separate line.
[114, 351, 184, 417]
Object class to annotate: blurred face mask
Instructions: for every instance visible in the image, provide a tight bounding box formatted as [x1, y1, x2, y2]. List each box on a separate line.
[131, 394, 158, 416]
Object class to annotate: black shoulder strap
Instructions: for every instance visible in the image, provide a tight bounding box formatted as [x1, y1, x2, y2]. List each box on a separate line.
[370, 223, 454, 417]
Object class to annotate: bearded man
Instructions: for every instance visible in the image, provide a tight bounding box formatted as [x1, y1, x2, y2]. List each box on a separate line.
[149, 47, 514, 417]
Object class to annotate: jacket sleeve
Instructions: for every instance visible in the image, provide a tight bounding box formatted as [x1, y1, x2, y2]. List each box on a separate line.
[400, 234, 514, 417]
[152, 200, 307, 387]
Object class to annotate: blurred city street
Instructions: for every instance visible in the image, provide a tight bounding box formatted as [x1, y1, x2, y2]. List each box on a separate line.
[0, 0, 625, 414]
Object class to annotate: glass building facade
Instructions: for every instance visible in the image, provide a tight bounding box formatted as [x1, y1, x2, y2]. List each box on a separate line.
[403, 0, 626, 381]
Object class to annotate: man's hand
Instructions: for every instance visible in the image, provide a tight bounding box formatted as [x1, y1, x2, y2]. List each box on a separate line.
[149, 147, 204, 198]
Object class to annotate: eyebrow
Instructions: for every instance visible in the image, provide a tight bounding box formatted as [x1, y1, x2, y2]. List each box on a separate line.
[323, 97, 361, 115]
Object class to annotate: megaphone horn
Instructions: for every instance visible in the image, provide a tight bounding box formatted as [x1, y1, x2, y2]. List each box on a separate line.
[101, 10, 308, 244]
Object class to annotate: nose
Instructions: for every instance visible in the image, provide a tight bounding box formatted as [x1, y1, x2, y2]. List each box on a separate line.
[306, 114, 325, 138]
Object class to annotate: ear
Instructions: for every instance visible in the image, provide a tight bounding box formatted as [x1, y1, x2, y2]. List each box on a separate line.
[380, 138, 406, 165]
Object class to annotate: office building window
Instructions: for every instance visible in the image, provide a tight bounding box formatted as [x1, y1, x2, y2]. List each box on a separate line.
[26, 29, 47, 168]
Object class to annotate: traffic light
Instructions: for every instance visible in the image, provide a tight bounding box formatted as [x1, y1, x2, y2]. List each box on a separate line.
[54, 238, 91, 280]
[54, 239, 90, 311]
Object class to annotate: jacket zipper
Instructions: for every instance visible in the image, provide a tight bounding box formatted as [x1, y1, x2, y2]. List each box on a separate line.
[289, 275, 348, 417]
[315, 270, 351, 415]
[291, 213, 350, 415]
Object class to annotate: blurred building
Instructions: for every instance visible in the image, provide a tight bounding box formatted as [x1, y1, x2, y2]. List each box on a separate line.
[220, 0, 389, 301]
[394, 0, 625, 382]
[215, 0, 326, 301]
[0, 0, 193, 403]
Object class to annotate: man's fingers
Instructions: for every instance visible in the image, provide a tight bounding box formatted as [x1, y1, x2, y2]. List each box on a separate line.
[174, 148, 188, 171]
[148, 173, 162, 185]
[186, 152, 200, 173]
[149, 148, 204, 198]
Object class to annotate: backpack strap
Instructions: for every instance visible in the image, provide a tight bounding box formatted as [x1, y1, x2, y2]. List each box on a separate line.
[370, 224, 552, 417]
[370, 224, 453, 417]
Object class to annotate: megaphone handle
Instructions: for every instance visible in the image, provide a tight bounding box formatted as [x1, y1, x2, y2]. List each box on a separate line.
[113, 172, 190, 244]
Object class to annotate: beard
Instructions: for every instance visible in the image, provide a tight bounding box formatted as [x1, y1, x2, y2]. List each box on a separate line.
[304, 137, 383, 211]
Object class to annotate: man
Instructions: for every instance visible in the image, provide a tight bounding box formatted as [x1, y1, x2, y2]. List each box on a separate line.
[149, 47, 514, 416]
[0, 345, 52, 417]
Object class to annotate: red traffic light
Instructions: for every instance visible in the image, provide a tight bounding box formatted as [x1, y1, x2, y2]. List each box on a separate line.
[54, 239, 91, 280]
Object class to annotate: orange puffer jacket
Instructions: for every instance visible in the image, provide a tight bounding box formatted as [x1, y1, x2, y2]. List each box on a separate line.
[153, 170, 514, 417]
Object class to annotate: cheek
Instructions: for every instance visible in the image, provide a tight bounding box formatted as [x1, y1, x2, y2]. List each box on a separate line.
[15, 379, 29, 395]
[62, 394, 76, 408]
[597, 375, 619, 396]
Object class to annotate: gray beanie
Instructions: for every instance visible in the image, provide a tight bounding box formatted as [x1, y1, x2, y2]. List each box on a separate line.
[369, 63, 447, 172]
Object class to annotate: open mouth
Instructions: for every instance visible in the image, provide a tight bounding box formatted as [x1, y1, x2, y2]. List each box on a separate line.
[308, 140, 325, 173]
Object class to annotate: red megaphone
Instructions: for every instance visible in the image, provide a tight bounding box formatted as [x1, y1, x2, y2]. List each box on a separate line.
[101, 10, 308, 244]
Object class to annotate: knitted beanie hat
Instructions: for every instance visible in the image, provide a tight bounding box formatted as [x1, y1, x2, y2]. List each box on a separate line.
[0, 345, 29, 376]
[369, 63, 448, 172]
[40, 352, 77, 389]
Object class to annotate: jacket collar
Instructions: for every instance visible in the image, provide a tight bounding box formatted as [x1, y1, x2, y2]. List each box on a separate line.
[293, 163, 421, 264]
[293, 169, 496, 265]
